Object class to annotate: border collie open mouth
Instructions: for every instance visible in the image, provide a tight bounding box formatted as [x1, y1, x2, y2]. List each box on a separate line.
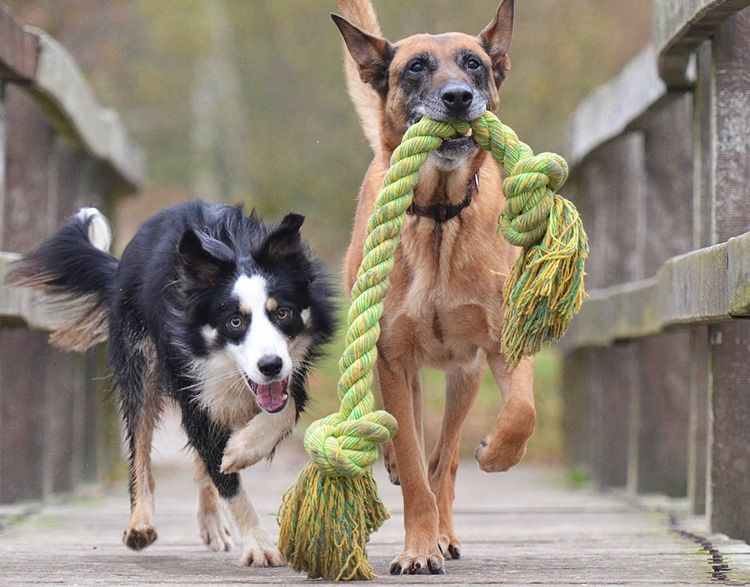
[247, 377, 289, 413]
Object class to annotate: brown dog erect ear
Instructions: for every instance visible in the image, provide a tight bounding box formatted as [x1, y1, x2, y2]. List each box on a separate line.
[479, 0, 514, 83]
[331, 13, 393, 95]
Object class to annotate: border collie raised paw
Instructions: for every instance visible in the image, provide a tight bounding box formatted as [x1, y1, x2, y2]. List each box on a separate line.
[8, 201, 336, 566]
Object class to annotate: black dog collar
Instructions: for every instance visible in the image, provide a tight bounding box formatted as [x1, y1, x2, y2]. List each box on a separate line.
[406, 174, 479, 223]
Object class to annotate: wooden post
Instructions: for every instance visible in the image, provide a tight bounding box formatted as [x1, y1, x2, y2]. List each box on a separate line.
[0, 85, 53, 503]
[630, 94, 693, 497]
[562, 348, 593, 470]
[705, 7, 750, 542]
[562, 134, 645, 486]
[688, 42, 714, 516]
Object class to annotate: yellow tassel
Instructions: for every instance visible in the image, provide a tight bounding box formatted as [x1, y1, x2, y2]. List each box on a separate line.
[278, 463, 389, 581]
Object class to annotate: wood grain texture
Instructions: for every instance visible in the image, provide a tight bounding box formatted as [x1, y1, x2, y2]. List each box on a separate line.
[568, 46, 666, 166]
[631, 96, 693, 498]
[0, 6, 37, 83]
[654, 0, 750, 87]
[556, 233, 750, 352]
[4, 441, 748, 586]
[705, 7, 750, 544]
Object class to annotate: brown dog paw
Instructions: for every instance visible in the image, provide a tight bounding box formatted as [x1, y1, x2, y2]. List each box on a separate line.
[123, 524, 158, 551]
[389, 551, 445, 575]
[383, 441, 400, 485]
[475, 433, 528, 472]
[438, 534, 461, 560]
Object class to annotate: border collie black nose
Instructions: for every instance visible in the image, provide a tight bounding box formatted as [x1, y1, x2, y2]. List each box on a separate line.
[258, 355, 283, 377]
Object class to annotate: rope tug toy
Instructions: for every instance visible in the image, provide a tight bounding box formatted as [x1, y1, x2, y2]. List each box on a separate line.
[277, 110, 588, 581]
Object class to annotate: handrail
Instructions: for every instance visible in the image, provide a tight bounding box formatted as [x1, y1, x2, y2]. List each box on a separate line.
[557, 231, 750, 352]
[569, 0, 750, 166]
[0, 252, 58, 330]
[0, 6, 143, 193]
[654, 0, 750, 87]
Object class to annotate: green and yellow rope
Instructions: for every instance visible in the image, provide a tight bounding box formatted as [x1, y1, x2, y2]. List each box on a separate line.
[277, 110, 587, 581]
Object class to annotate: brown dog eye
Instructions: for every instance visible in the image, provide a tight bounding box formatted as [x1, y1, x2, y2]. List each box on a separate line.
[409, 61, 424, 73]
[227, 314, 245, 330]
[467, 58, 481, 70]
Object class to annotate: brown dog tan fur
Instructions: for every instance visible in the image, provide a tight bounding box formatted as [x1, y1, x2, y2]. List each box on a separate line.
[334, 0, 534, 575]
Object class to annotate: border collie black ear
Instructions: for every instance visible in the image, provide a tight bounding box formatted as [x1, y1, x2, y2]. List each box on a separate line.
[255, 213, 306, 266]
[177, 228, 234, 289]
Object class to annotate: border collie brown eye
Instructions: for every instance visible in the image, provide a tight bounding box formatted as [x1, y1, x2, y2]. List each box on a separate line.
[276, 307, 292, 322]
[409, 61, 424, 73]
[467, 58, 481, 70]
[227, 314, 245, 330]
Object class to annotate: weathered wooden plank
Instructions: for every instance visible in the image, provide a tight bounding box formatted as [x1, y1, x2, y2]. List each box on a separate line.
[569, 46, 666, 166]
[629, 96, 693, 498]
[0, 85, 6, 256]
[561, 349, 593, 470]
[591, 345, 633, 488]
[632, 332, 690, 497]
[688, 327, 710, 515]
[0, 252, 59, 329]
[687, 43, 714, 517]
[709, 321, 750, 543]
[557, 231, 750, 352]
[2, 449, 749, 585]
[642, 94, 694, 274]
[654, 0, 750, 87]
[0, 6, 37, 83]
[28, 29, 144, 193]
[42, 349, 78, 496]
[565, 135, 646, 488]
[706, 7, 750, 544]
[0, 328, 48, 503]
[575, 135, 646, 289]
[711, 9, 750, 245]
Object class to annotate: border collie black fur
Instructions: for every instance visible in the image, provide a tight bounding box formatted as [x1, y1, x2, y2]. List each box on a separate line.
[8, 201, 335, 566]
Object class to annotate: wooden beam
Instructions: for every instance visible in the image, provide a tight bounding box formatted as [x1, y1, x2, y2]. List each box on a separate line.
[568, 46, 667, 166]
[557, 231, 750, 352]
[0, 6, 38, 83]
[569, 2, 750, 166]
[28, 30, 144, 192]
[0, 252, 59, 330]
[654, 0, 750, 88]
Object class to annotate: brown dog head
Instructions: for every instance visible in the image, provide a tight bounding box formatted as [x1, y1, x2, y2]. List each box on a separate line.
[332, 1, 513, 156]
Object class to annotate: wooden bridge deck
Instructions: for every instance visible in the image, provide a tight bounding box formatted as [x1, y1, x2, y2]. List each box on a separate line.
[2, 422, 749, 586]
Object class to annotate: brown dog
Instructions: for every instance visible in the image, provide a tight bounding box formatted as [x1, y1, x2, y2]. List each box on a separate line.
[333, 0, 534, 576]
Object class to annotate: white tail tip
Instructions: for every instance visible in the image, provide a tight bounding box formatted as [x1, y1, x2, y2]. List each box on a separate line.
[76, 207, 112, 253]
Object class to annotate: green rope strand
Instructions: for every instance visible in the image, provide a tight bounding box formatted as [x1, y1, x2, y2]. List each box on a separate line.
[277, 111, 587, 581]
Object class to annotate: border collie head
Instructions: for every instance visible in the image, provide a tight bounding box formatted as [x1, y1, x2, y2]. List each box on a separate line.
[176, 207, 335, 416]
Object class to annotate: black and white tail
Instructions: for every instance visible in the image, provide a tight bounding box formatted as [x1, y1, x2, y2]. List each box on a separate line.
[7, 207, 118, 352]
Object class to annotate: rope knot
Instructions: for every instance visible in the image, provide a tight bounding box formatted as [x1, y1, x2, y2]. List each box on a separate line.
[497, 153, 567, 247]
[304, 410, 397, 478]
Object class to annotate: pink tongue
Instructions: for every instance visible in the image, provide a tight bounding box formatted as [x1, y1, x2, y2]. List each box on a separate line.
[255, 380, 287, 411]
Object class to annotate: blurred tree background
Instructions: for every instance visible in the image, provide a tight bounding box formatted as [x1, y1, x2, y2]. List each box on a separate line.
[8, 0, 651, 462]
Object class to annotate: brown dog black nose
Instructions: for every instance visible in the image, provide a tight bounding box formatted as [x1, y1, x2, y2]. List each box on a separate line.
[441, 83, 474, 114]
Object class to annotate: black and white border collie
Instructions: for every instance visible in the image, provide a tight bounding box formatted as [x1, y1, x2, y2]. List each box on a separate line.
[8, 201, 336, 567]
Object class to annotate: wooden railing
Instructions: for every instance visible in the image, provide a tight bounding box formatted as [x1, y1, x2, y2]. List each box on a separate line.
[0, 6, 143, 504]
[559, 0, 750, 543]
